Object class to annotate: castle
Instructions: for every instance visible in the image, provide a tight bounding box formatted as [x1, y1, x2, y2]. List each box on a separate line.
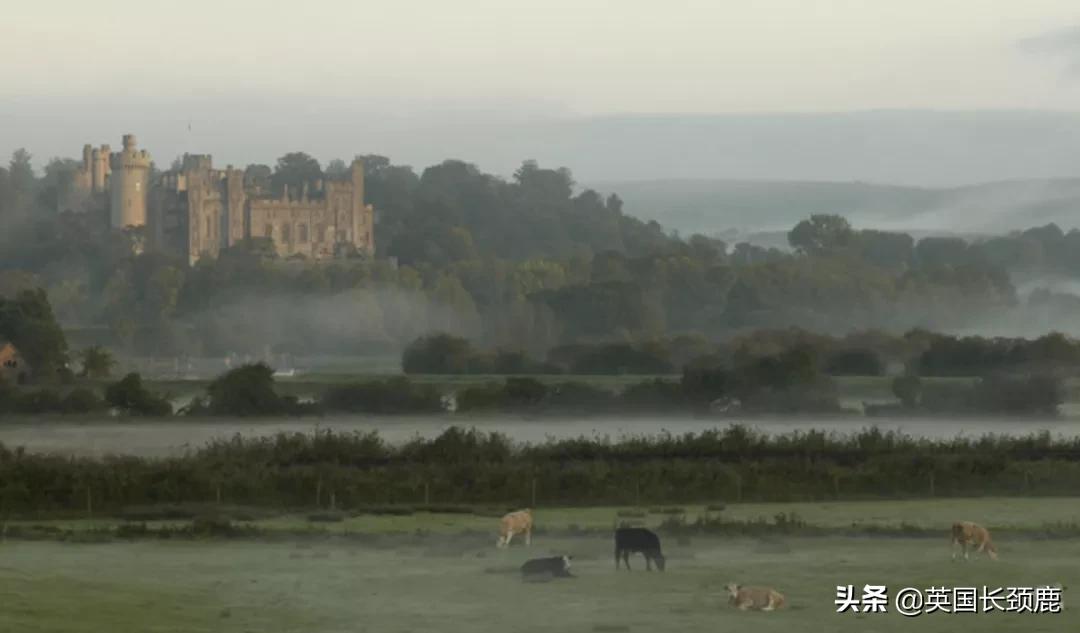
[63, 134, 375, 265]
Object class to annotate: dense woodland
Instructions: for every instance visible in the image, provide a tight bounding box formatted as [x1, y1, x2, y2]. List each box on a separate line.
[3, 147, 1080, 367]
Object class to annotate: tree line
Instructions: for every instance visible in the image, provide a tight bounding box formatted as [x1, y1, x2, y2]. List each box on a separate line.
[3, 147, 1077, 360]
[3, 426, 1080, 516]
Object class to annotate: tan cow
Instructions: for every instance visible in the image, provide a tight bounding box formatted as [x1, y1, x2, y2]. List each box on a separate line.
[725, 583, 786, 611]
[951, 521, 998, 561]
[497, 509, 533, 548]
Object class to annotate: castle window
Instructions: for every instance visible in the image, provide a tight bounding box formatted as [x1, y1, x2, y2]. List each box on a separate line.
[264, 224, 273, 238]
[316, 223, 327, 243]
[206, 216, 212, 238]
[282, 224, 292, 244]
[299, 224, 309, 243]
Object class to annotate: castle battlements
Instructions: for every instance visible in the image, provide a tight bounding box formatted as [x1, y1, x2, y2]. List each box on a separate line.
[62, 134, 375, 265]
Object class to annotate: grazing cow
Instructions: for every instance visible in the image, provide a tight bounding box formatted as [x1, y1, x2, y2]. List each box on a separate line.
[725, 583, 786, 611]
[951, 521, 998, 561]
[521, 555, 574, 579]
[614, 527, 666, 571]
[497, 509, 533, 548]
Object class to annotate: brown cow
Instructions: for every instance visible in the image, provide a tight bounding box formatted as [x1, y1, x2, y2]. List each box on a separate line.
[951, 521, 998, 561]
[725, 583, 786, 611]
[497, 509, 533, 548]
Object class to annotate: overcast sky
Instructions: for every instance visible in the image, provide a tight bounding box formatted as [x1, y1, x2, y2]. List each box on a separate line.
[5, 1, 1080, 181]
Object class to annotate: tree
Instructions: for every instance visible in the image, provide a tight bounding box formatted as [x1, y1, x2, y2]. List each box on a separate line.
[271, 152, 322, 198]
[324, 159, 349, 181]
[402, 333, 474, 374]
[104, 373, 172, 416]
[0, 288, 68, 381]
[205, 363, 286, 416]
[78, 346, 116, 379]
[892, 375, 922, 408]
[788, 214, 854, 255]
[8, 149, 35, 215]
[244, 164, 272, 190]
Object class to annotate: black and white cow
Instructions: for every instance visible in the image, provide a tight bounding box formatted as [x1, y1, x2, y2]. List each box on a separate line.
[520, 555, 574, 579]
[614, 527, 666, 571]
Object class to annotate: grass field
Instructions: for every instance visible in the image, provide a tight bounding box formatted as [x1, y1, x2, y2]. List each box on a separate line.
[1, 535, 1073, 632]
[1, 499, 1078, 632]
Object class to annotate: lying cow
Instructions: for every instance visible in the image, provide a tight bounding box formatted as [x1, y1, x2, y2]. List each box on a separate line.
[521, 555, 574, 579]
[951, 521, 998, 561]
[725, 583, 786, 611]
[614, 527, 666, 571]
[497, 509, 533, 548]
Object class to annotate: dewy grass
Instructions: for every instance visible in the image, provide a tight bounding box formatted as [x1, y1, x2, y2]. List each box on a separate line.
[1, 532, 1076, 633]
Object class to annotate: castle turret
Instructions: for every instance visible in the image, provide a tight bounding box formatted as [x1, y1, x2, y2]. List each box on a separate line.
[109, 134, 152, 229]
[91, 144, 111, 193]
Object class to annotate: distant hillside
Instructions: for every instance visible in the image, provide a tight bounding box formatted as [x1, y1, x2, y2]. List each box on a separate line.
[589, 177, 1080, 240]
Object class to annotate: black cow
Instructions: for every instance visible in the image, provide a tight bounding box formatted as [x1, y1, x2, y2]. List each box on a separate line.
[521, 555, 574, 579]
[614, 527, 666, 571]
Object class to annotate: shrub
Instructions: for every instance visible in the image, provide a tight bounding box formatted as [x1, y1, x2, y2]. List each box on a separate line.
[825, 349, 884, 376]
[402, 333, 473, 374]
[321, 377, 444, 414]
[105, 373, 172, 416]
[13, 389, 63, 414]
[61, 387, 105, 414]
[892, 375, 922, 408]
[205, 363, 284, 416]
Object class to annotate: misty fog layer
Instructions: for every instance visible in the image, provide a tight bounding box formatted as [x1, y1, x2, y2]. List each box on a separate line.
[6, 107, 1080, 186]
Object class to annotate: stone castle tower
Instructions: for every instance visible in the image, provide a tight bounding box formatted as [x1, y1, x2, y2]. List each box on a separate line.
[109, 134, 152, 229]
[63, 134, 375, 264]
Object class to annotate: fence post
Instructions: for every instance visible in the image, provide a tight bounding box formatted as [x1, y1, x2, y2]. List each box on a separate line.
[330, 491, 337, 511]
[316, 476, 323, 508]
[832, 474, 840, 499]
[1024, 471, 1031, 493]
[531, 477, 537, 508]
[424, 481, 430, 505]
[86, 486, 93, 520]
[929, 471, 935, 497]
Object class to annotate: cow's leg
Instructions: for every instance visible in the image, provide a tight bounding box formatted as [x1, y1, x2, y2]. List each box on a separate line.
[525, 527, 531, 547]
[505, 531, 514, 547]
[645, 554, 652, 572]
[623, 551, 631, 571]
[615, 548, 621, 570]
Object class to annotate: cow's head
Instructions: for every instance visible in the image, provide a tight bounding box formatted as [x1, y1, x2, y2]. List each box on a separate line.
[654, 552, 666, 571]
[724, 582, 740, 598]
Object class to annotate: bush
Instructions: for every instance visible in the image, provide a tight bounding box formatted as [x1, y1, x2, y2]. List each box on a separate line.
[205, 363, 285, 416]
[892, 375, 922, 408]
[556, 343, 675, 375]
[321, 377, 444, 414]
[105, 373, 172, 416]
[61, 387, 105, 414]
[825, 349, 884, 376]
[619, 379, 687, 410]
[402, 333, 473, 374]
[973, 373, 1063, 415]
[545, 381, 616, 411]
[13, 389, 63, 414]
[456, 382, 506, 411]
